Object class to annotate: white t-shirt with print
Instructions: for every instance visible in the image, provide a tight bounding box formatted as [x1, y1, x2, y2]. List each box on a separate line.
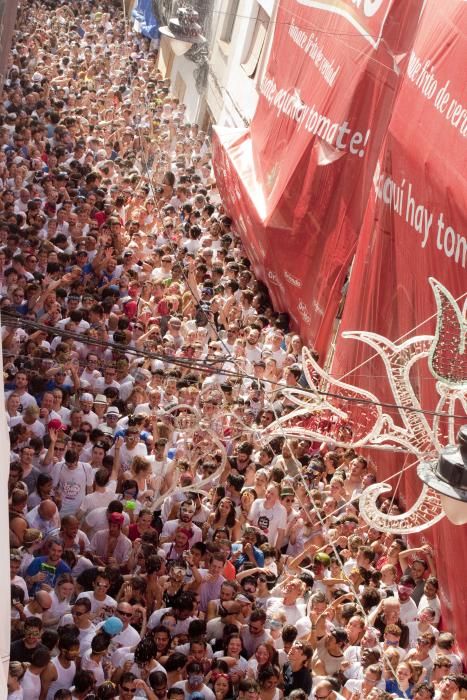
[248, 499, 287, 546]
[52, 461, 93, 516]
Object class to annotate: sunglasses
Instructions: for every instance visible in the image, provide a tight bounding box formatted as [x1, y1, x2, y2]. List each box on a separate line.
[117, 610, 133, 617]
[121, 688, 136, 694]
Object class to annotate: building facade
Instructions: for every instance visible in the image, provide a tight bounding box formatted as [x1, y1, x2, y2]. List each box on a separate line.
[155, 0, 277, 129]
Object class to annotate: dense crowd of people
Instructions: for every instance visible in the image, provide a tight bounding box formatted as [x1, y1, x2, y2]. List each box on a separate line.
[4, 1, 466, 700]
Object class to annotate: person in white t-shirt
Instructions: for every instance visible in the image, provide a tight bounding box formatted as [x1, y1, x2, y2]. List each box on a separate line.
[60, 598, 96, 654]
[77, 468, 118, 520]
[343, 664, 385, 698]
[407, 607, 439, 649]
[172, 661, 215, 700]
[10, 404, 45, 439]
[83, 502, 130, 539]
[244, 329, 263, 364]
[108, 428, 148, 470]
[417, 576, 441, 626]
[160, 500, 203, 547]
[263, 330, 287, 369]
[134, 388, 163, 417]
[52, 449, 93, 517]
[42, 573, 75, 629]
[79, 393, 100, 429]
[398, 578, 419, 624]
[98, 602, 141, 653]
[148, 438, 174, 494]
[79, 571, 118, 622]
[266, 578, 306, 625]
[433, 633, 463, 674]
[5, 370, 37, 410]
[79, 353, 101, 390]
[248, 483, 287, 549]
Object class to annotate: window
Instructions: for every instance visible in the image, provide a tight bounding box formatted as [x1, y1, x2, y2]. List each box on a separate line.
[241, 6, 269, 78]
[220, 0, 240, 43]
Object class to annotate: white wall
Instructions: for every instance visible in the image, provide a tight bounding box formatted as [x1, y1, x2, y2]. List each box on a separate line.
[0, 334, 11, 691]
[1, 1, 20, 685]
[207, 0, 277, 127]
[169, 54, 201, 123]
[157, 0, 277, 128]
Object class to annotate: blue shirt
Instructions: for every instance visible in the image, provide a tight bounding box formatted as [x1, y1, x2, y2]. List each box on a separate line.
[25, 556, 71, 594]
[385, 680, 413, 698]
[233, 546, 264, 571]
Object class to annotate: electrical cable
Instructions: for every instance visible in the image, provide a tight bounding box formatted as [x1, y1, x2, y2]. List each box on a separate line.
[160, 4, 404, 41]
[2, 309, 466, 421]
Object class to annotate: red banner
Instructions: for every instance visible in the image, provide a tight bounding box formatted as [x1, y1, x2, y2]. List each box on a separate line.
[332, 0, 467, 656]
[213, 0, 424, 358]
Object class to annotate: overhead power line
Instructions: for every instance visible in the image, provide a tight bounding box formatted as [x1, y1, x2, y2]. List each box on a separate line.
[2, 310, 465, 421]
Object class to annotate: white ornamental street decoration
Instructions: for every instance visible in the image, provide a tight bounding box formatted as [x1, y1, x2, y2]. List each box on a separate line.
[149, 278, 465, 535]
[150, 402, 228, 512]
[261, 277, 467, 534]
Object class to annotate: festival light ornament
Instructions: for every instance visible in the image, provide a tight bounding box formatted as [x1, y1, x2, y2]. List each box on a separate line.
[263, 277, 466, 534]
[144, 279, 465, 534]
[149, 402, 228, 512]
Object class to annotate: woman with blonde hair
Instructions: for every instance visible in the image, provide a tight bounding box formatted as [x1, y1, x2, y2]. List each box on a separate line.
[407, 660, 425, 686]
[122, 456, 157, 504]
[385, 660, 416, 697]
[382, 647, 401, 681]
[238, 488, 257, 530]
[286, 334, 303, 362]
[8, 661, 26, 700]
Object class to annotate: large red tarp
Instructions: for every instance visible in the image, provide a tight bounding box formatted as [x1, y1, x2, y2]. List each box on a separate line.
[214, 0, 466, 659]
[213, 0, 425, 360]
[331, 0, 467, 656]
